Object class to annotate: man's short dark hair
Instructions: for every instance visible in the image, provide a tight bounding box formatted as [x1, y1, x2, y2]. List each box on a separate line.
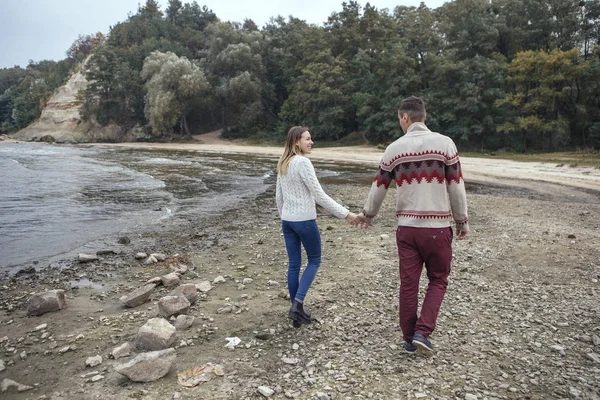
[399, 96, 426, 122]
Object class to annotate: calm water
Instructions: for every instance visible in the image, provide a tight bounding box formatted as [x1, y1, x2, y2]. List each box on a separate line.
[0, 143, 277, 269]
[0, 142, 372, 270]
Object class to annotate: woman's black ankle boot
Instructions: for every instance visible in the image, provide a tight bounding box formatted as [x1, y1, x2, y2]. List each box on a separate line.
[289, 300, 312, 324]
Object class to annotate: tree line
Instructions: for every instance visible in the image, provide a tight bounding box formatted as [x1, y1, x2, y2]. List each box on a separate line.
[1, 0, 600, 151]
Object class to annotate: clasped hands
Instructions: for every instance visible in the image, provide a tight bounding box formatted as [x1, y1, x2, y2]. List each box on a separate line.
[345, 212, 371, 228]
[345, 212, 469, 238]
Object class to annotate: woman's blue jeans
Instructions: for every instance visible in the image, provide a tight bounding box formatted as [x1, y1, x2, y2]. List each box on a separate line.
[281, 219, 322, 303]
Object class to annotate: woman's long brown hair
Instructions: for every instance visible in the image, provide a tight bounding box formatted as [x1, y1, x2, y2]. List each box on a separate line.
[277, 126, 309, 176]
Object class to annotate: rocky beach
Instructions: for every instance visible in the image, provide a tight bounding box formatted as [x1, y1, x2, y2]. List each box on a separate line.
[1, 139, 599, 400]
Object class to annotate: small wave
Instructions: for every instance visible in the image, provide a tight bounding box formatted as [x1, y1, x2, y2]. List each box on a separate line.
[317, 170, 342, 178]
[167, 173, 204, 183]
[0, 146, 62, 156]
[159, 207, 174, 220]
[143, 158, 194, 166]
[171, 175, 208, 190]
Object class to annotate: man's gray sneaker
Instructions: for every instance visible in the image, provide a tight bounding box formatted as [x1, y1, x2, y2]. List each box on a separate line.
[412, 332, 433, 352]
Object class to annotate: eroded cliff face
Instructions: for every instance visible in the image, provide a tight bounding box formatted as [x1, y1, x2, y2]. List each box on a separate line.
[14, 58, 147, 143]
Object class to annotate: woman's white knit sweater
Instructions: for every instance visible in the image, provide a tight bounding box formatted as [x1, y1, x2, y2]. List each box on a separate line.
[276, 155, 349, 222]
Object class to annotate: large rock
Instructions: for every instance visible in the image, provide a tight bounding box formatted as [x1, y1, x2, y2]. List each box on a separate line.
[161, 273, 180, 288]
[112, 342, 132, 359]
[258, 386, 275, 397]
[169, 263, 188, 274]
[158, 296, 190, 318]
[144, 255, 158, 265]
[119, 284, 156, 308]
[1, 378, 33, 393]
[78, 253, 99, 262]
[195, 281, 212, 293]
[151, 253, 167, 262]
[136, 318, 176, 350]
[173, 315, 194, 330]
[114, 348, 176, 382]
[85, 355, 103, 368]
[27, 290, 66, 316]
[39, 134, 55, 143]
[170, 284, 198, 305]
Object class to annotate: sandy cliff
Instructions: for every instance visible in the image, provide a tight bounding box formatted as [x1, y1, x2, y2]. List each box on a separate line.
[14, 57, 146, 143]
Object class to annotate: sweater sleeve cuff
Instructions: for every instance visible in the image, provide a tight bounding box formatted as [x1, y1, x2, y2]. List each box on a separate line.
[332, 207, 349, 219]
[455, 218, 469, 232]
[361, 209, 376, 220]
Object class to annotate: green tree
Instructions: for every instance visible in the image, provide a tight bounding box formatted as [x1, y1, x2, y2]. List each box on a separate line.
[178, 2, 217, 30]
[350, 41, 421, 143]
[139, 0, 163, 19]
[325, 1, 363, 60]
[496, 0, 585, 56]
[165, 0, 183, 24]
[280, 52, 350, 141]
[428, 55, 508, 150]
[142, 51, 209, 137]
[580, 1, 600, 58]
[262, 17, 329, 124]
[66, 33, 104, 63]
[496, 49, 584, 151]
[11, 76, 49, 129]
[108, 1, 171, 49]
[394, 4, 443, 91]
[438, 0, 501, 59]
[171, 2, 217, 53]
[201, 22, 266, 134]
[0, 67, 28, 130]
[116, 37, 190, 71]
[81, 46, 142, 126]
[572, 46, 600, 147]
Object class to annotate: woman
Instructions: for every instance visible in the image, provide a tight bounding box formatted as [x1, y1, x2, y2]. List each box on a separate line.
[276, 126, 357, 326]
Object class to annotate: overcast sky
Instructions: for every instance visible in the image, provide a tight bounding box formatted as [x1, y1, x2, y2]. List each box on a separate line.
[0, 0, 448, 69]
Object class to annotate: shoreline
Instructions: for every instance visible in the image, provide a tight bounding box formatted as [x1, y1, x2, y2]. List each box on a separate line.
[5, 135, 600, 193]
[2, 138, 596, 276]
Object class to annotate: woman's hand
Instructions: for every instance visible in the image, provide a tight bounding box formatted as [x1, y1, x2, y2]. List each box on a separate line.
[346, 212, 358, 225]
[353, 212, 371, 228]
[346, 212, 371, 228]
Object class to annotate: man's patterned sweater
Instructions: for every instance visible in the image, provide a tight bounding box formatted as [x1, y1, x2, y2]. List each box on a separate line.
[362, 122, 469, 232]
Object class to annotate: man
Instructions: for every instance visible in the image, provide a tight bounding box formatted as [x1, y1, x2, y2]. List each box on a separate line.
[355, 96, 469, 353]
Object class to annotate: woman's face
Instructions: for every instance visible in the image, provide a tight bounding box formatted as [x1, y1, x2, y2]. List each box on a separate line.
[296, 131, 313, 154]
